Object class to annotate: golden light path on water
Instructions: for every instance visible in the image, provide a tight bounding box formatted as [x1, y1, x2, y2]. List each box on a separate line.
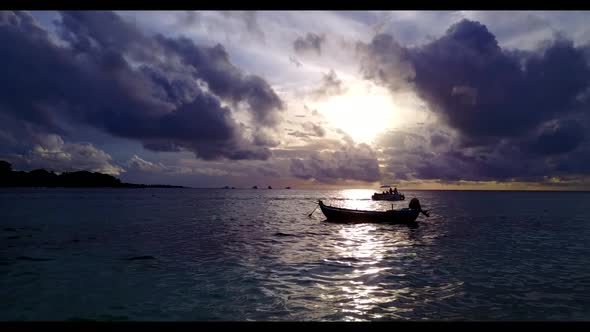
[314, 189, 420, 320]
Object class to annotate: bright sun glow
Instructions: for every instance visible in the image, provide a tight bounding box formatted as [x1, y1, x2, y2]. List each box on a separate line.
[316, 84, 398, 144]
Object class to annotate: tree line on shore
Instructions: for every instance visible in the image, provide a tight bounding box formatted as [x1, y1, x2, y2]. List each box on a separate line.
[0, 161, 183, 188]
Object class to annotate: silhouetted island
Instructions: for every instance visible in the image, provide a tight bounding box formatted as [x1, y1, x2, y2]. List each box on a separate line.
[0, 161, 185, 188]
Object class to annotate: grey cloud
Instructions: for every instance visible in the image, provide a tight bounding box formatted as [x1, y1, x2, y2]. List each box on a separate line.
[359, 19, 590, 144]
[527, 119, 586, 156]
[256, 165, 281, 177]
[360, 19, 590, 183]
[303, 122, 326, 137]
[0, 11, 283, 161]
[312, 69, 346, 99]
[178, 11, 201, 27]
[289, 141, 380, 184]
[289, 55, 302, 67]
[220, 11, 265, 42]
[127, 154, 167, 173]
[294, 33, 325, 55]
[376, 127, 590, 184]
[7, 134, 124, 175]
[430, 133, 450, 148]
[253, 130, 281, 147]
[288, 122, 326, 140]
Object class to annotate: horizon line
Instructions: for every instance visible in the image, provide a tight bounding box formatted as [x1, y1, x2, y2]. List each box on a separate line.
[182, 187, 590, 192]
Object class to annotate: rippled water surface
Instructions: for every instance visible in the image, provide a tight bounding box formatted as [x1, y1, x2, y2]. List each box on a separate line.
[1, 188, 589, 321]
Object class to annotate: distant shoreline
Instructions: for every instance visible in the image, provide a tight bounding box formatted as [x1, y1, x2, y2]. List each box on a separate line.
[0, 160, 185, 189]
[0, 185, 187, 189]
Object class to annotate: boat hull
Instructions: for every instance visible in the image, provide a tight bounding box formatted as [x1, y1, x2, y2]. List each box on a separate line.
[318, 200, 419, 224]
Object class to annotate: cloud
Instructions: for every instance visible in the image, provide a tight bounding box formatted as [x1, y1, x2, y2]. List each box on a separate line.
[311, 69, 346, 99]
[256, 165, 281, 177]
[293, 32, 325, 55]
[289, 55, 302, 67]
[357, 33, 416, 92]
[429, 132, 450, 148]
[220, 11, 265, 42]
[375, 126, 590, 184]
[127, 154, 167, 173]
[358, 19, 590, 184]
[288, 121, 326, 140]
[359, 19, 590, 145]
[176, 11, 201, 27]
[0, 11, 283, 162]
[527, 119, 586, 156]
[289, 140, 380, 184]
[303, 122, 326, 137]
[6, 134, 124, 175]
[253, 129, 281, 147]
[126, 154, 238, 177]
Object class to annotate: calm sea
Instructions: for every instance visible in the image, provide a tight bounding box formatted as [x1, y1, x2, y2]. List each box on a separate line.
[1, 188, 589, 321]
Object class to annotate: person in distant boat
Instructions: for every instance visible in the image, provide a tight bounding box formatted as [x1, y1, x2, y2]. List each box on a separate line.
[389, 187, 393, 194]
[409, 198, 429, 217]
[393, 187, 398, 195]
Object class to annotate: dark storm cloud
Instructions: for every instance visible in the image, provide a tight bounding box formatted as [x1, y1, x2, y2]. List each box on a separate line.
[59, 11, 282, 126]
[527, 119, 586, 156]
[289, 141, 380, 184]
[293, 33, 325, 55]
[359, 19, 590, 144]
[411, 148, 531, 182]
[429, 133, 450, 148]
[360, 19, 590, 183]
[155, 36, 283, 127]
[0, 11, 283, 161]
[376, 127, 590, 184]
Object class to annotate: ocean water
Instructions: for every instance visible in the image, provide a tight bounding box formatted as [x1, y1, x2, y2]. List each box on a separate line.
[1, 188, 589, 321]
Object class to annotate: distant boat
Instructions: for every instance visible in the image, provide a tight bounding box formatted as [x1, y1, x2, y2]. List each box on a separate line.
[268, 186, 272, 189]
[372, 192, 405, 201]
[318, 200, 419, 224]
[252, 185, 258, 189]
[373, 185, 405, 201]
[285, 186, 291, 189]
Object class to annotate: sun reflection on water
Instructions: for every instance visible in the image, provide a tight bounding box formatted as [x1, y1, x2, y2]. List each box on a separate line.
[317, 220, 422, 320]
[270, 189, 464, 320]
[328, 189, 408, 212]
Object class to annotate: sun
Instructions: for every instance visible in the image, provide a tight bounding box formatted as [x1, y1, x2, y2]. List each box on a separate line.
[315, 83, 398, 144]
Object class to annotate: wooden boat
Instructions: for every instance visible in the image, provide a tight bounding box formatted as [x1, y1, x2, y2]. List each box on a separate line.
[372, 192, 405, 201]
[318, 200, 419, 224]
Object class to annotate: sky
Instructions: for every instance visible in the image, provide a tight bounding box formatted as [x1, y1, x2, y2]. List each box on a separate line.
[1, 10, 590, 190]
